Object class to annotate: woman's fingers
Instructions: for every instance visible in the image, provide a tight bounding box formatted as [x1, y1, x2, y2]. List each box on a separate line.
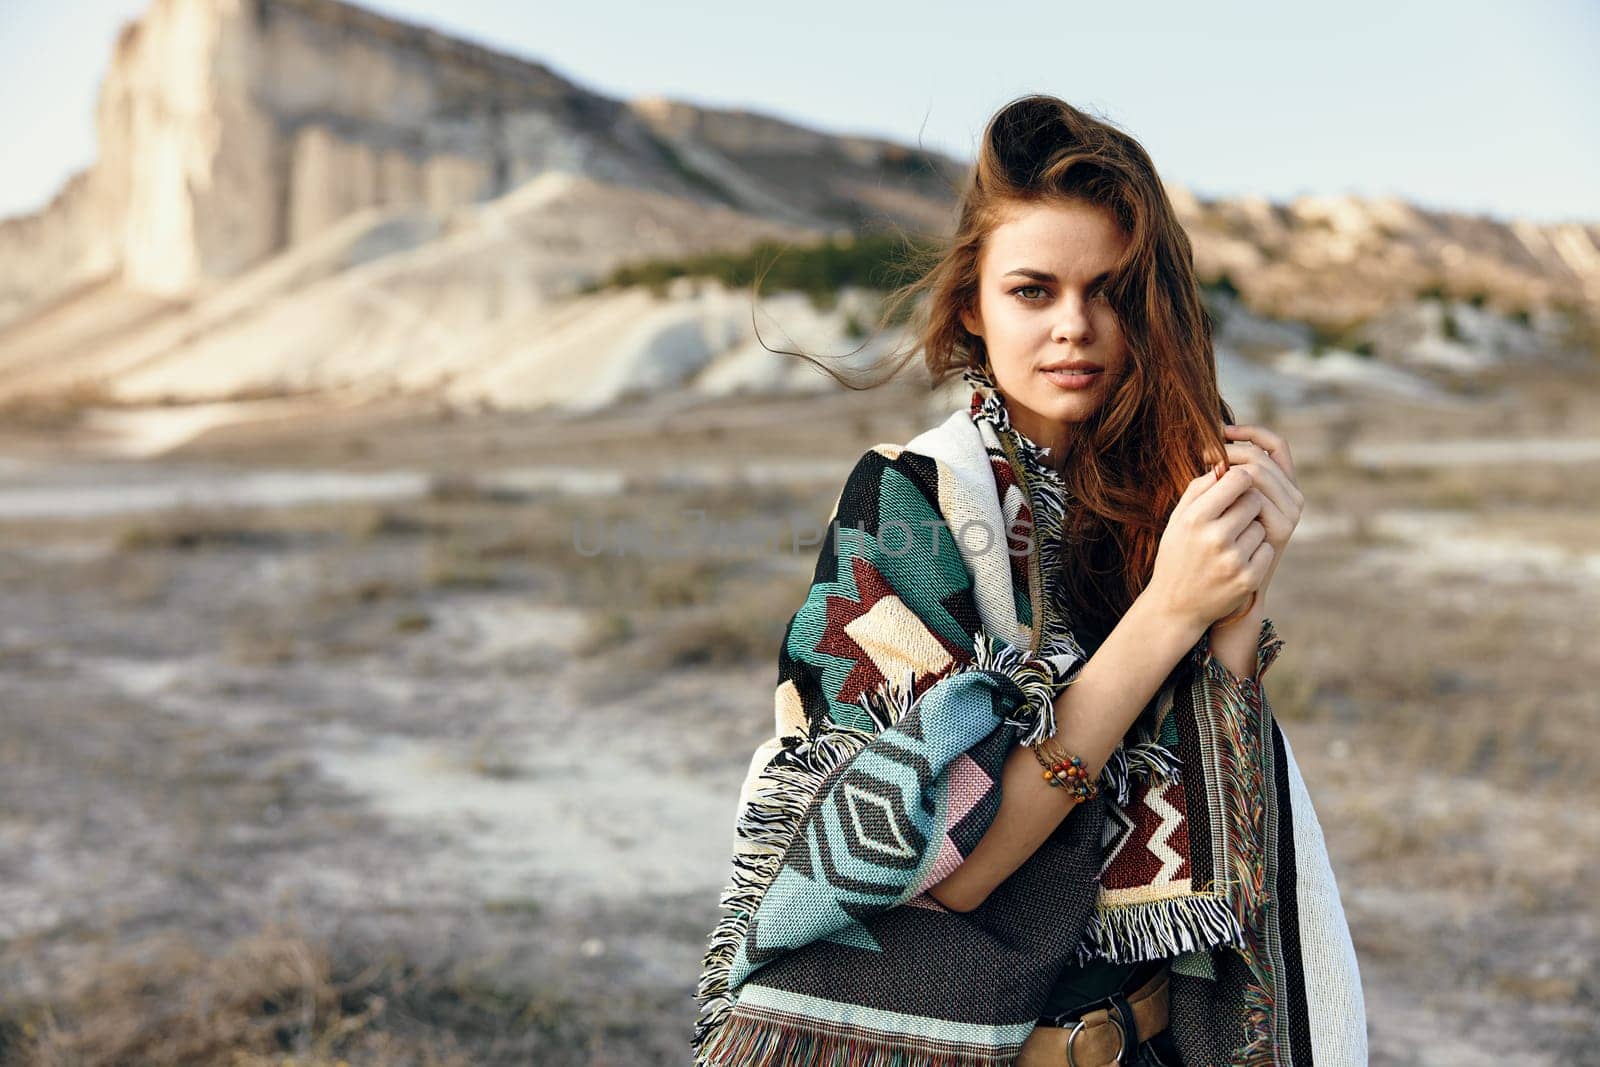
[1225, 443, 1296, 512]
[1180, 458, 1245, 515]
[1213, 447, 1289, 539]
[1239, 515, 1269, 554]
[1190, 465, 1257, 523]
[1223, 423, 1295, 479]
[1225, 439, 1304, 517]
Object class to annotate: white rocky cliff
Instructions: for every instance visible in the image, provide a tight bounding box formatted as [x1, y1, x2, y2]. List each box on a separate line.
[0, 0, 963, 325]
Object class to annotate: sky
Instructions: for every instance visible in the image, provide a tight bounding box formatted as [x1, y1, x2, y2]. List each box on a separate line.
[0, 0, 1595, 225]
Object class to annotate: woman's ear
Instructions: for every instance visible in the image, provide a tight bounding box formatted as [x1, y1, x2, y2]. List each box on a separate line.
[960, 306, 982, 337]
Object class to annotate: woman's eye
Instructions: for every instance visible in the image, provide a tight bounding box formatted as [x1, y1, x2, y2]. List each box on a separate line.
[1009, 285, 1108, 304]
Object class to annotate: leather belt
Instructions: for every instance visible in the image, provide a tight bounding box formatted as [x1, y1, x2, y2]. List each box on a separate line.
[1016, 963, 1170, 1067]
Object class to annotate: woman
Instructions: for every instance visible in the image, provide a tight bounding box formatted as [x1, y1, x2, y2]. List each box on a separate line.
[692, 95, 1366, 1066]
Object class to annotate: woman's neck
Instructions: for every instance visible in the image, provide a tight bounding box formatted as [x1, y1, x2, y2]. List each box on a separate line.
[1004, 400, 1070, 474]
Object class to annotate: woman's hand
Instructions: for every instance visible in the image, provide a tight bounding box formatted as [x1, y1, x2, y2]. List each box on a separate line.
[1148, 459, 1273, 632]
[1215, 423, 1303, 600]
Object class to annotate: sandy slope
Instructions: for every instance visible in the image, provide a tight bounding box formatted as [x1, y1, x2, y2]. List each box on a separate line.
[0, 172, 819, 410]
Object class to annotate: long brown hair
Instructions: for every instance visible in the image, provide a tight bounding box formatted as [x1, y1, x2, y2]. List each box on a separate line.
[757, 94, 1237, 644]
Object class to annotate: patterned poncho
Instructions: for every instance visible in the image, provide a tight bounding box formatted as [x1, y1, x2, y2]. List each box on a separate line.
[691, 366, 1368, 1065]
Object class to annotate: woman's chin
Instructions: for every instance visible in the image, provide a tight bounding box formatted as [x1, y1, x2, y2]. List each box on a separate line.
[1023, 392, 1097, 425]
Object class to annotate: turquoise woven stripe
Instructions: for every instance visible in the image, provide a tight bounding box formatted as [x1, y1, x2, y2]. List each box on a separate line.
[733, 982, 1038, 1048]
[859, 466, 974, 647]
[785, 460, 979, 733]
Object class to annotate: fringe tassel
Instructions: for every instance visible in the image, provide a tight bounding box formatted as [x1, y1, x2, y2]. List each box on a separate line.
[689, 722, 877, 1057]
[1096, 737, 1185, 807]
[1100, 741, 1130, 805]
[1073, 893, 1249, 965]
[854, 628, 1086, 752]
[1231, 951, 1279, 1067]
[696, 1010, 1019, 1067]
[1126, 738, 1184, 783]
[1192, 638, 1281, 1063]
[854, 666, 922, 729]
[973, 628, 1086, 749]
[690, 849, 782, 1051]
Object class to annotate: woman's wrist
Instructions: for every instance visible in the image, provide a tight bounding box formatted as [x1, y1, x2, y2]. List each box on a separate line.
[1211, 588, 1267, 631]
[1134, 580, 1213, 651]
[1040, 586, 1207, 781]
[1205, 592, 1268, 681]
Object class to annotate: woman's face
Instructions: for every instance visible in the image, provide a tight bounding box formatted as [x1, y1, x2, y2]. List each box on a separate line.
[959, 199, 1131, 463]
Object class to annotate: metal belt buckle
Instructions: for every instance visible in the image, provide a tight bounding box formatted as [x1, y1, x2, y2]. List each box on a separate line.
[1064, 1013, 1126, 1066]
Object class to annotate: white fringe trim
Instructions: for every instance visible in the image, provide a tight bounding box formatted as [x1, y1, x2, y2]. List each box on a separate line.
[1073, 893, 1249, 966]
[690, 725, 874, 1056]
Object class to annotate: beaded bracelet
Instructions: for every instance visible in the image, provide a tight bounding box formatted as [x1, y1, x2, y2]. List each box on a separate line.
[1029, 741, 1100, 802]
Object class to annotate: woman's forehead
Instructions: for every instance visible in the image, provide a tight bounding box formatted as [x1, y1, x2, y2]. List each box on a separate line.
[981, 202, 1126, 277]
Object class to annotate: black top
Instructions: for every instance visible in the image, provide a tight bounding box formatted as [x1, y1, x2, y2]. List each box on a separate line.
[1040, 956, 1167, 1021]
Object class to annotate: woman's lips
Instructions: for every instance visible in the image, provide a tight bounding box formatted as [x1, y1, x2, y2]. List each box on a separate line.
[1041, 367, 1103, 390]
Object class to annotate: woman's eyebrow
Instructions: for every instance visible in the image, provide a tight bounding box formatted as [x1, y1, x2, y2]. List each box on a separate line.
[1002, 268, 1112, 284]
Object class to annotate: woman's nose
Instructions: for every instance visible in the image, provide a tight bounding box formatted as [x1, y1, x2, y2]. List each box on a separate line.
[1051, 302, 1092, 344]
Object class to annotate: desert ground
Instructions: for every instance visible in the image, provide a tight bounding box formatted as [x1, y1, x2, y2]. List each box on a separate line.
[1, 367, 1597, 1065]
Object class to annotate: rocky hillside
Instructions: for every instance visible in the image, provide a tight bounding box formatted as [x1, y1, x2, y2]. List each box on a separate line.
[1179, 190, 1599, 327]
[0, 0, 1595, 426]
[0, 0, 962, 325]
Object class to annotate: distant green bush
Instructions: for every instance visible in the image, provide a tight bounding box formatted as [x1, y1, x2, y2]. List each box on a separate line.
[1307, 319, 1376, 358]
[1201, 272, 1241, 301]
[592, 231, 937, 306]
[1441, 308, 1462, 342]
[807, 289, 839, 313]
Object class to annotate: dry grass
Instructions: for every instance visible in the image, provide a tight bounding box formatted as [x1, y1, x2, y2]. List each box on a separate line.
[61, 463, 1600, 803]
[0, 377, 119, 430]
[420, 536, 504, 590]
[345, 506, 441, 541]
[0, 925, 494, 1067]
[572, 570, 801, 702]
[117, 508, 297, 553]
[0, 917, 619, 1065]
[87, 482, 821, 709]
[1267, 551, 1597, 797]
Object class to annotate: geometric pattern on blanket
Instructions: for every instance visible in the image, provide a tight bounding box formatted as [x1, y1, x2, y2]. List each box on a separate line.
[693, 446, 1091, 1066]
[692, 399, 1368, 1065]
